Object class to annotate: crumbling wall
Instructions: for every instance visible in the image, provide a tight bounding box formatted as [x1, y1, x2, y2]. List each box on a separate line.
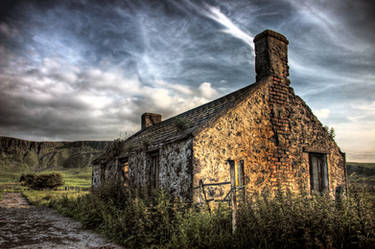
[92, 159, 123, 188]
[96, 138, 194, 199]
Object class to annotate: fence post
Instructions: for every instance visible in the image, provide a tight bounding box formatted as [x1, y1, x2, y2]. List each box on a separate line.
[228, 160, 237, 233]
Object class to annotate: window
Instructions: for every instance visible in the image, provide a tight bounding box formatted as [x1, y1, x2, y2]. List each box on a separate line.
[229, 160, 244, 188]
[229, 160, 245, 200]
[309, 153, 329, 193]
[148, 151, 160, 189]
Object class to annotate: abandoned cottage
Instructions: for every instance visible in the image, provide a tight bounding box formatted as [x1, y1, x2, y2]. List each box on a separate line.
[92, 30, 347, 201]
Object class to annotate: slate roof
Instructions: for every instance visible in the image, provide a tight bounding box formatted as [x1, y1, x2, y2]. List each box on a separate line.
[124, 80, 264, 148]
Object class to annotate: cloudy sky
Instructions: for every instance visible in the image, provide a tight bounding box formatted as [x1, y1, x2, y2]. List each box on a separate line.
[0, 0, 374, 162]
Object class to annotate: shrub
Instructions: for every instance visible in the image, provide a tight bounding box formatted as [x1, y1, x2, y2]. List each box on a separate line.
[20, 173, 64, 189]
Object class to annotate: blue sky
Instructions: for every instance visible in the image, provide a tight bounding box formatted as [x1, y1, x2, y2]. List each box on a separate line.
[0, 0, 374, 162]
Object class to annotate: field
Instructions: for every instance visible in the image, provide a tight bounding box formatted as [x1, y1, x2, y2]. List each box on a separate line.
[0, 167, 92, 189]
[347, 162, 375, 188]
[0, 167, 92, 203]
[0, 166, 91, 212]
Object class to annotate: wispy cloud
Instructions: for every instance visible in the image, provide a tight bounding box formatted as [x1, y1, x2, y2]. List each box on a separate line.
[203, 5, 254, 51]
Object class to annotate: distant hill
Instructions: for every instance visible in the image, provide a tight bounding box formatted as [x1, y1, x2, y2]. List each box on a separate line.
[347, 162, 375, 176]
[0, 136, 112, 171]
[347, 162, 375, 188]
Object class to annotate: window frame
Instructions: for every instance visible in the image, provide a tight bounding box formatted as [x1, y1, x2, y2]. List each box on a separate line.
[309, 152, 329, 193]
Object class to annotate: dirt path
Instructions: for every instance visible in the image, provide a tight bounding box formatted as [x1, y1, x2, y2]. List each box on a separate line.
[0, 192, 123, 249]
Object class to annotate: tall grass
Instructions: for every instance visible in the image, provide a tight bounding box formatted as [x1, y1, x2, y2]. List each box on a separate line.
[48, 184, 375, 249]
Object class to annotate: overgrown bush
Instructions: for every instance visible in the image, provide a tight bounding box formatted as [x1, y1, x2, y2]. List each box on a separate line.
[20, 173, 64, 189]
[48, 184, 375, 249]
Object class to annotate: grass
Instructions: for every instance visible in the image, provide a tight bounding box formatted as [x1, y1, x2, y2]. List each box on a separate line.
[0, 182, 28, 193]
[347, 162, 375, 169]
[0, 167, 91, 204]
[0, 166, 29, 183]
[39, 168, 92, 188]
[347, 162, 375, 189]
[0, 167, 92, 188]
[23, 189, 88, 206]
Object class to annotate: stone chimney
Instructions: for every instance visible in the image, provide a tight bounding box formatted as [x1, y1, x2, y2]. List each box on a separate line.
[141, 113, 162, 129]
[253, 30, 289, 82]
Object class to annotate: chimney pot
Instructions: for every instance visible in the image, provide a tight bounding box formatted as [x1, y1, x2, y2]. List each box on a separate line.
[141, 113, 162, 129]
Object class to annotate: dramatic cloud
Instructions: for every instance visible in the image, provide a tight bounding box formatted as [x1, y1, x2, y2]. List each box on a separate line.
[0, 0, 374, 162]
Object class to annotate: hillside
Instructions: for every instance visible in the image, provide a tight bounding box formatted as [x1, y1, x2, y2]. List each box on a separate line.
[347, 162, 375, 187]
[0, 136, 111, 172]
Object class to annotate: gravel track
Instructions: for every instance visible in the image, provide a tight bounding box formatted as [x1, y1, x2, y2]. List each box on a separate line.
[0, 192, 123, 249]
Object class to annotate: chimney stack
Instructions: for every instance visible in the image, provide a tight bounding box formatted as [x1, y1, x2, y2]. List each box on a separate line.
[141, 113, 162, 129]
[254, 30, 289, 82]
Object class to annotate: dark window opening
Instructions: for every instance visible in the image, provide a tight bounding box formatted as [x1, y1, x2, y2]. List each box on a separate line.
[309, 153, 329, 193]
[148, 151, 160, 189]
[121, 160, 129, 187]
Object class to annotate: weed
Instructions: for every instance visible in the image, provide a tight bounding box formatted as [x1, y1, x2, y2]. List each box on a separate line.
[173, 117, 193, 131]
[39, 184, 375, 249]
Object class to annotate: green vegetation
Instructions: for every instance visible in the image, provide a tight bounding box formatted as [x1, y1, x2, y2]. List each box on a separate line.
[347, 162, 375, 168]
[0, 167, 92, 188]
[40, 184, 375, 249]
[20, 173, 64, 190]
[323, 126, 336, 140]
[39, 168, 92, 188]
[347, 162, 375, 189]
[173, 117, 194, 131]
[0, 165, 30, 183]
[23, 189, 88, 206]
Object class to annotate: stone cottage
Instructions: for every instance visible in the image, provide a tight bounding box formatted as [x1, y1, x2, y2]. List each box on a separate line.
[92, 30, 347, 202]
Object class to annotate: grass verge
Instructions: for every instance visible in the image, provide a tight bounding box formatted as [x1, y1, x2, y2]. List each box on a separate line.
[23, 189, 88, 206]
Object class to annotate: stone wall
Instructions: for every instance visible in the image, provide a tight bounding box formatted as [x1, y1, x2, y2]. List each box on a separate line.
[93, 138, 194, 200]
[287, 94, 346, 193]
[192, 77, 346, 201]
[192, 78, 277, 201]
[159, 139, 193, 200]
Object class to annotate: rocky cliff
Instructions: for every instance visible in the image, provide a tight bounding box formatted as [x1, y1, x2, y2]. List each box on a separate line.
[0, 136, 112, 171]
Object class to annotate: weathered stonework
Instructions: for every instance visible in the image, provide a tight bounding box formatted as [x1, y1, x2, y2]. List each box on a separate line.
[92, 29, 346, 201]
[93, 138, 193, 200]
